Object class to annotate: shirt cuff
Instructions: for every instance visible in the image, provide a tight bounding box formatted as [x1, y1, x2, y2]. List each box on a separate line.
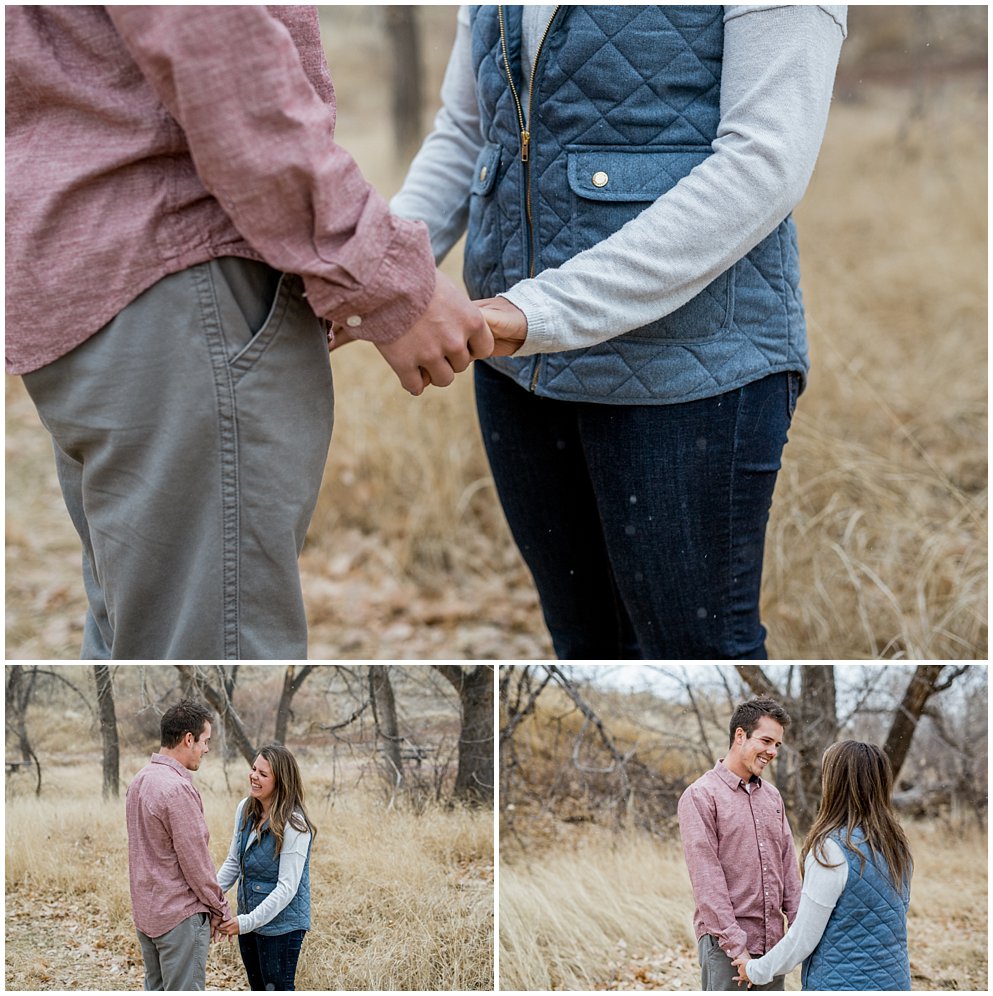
[306, 218, 436, 345]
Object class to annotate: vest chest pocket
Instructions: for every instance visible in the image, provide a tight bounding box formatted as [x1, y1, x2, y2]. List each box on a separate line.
[566, 147, 735, 341]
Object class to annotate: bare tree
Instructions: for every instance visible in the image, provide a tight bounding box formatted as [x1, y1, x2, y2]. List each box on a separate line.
[435, 665, 494, 804]
[93, 665, 120, 799]
[883, 665, 969, 780]
[5, 665, 42, 796]
[275, 665, 315, 745]
[174, 665, 256, 764]
[369, 665, 404, 797]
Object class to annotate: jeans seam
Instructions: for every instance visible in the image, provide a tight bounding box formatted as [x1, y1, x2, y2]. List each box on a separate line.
[192, 264, 241, 659]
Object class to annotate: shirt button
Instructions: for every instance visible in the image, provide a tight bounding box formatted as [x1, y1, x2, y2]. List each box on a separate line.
[345, 315, 362, 328]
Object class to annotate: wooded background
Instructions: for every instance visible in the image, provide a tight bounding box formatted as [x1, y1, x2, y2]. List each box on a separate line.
[6, 663, 493, 806]
[500, 663, 987, 840]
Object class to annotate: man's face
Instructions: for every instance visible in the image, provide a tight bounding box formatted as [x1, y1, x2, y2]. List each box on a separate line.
[183, 721, 211, 771]
[733, 715, 783, 780]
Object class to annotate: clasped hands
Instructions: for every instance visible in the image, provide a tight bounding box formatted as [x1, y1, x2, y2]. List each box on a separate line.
[331, 271, 527, 396]
[210, 913, 240, 943]
[731, 954, 753, 989]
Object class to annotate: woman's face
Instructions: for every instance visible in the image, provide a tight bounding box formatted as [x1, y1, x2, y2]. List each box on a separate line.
[249, 754, 276, 809]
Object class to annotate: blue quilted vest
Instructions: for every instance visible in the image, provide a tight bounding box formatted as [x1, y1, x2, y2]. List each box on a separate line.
[801, 828, 911, 991]
[465, 5, 808, 404]
[236, 809, 312, 936]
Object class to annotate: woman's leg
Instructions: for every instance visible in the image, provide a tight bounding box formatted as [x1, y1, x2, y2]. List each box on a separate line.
[253, 930, 306, 991]
[237, 933, 267, 991]
[474, 363, 638, 658]
[578, 372, 797, 659]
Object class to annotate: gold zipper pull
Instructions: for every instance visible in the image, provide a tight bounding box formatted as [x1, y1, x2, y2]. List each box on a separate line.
[521, 130, 530, 163]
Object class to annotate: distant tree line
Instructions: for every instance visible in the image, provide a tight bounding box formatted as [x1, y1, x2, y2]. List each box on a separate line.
[5, 664, 493, 808]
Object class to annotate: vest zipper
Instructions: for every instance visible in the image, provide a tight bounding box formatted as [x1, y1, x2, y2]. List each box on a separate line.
[498, 5, 560, 391]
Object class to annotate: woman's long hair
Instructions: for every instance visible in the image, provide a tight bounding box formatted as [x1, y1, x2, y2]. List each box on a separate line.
[802, 740, 913, 890]
[242, 743, 316, 857]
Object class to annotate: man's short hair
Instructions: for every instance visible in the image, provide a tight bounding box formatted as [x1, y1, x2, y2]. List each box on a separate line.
[728, 697, 791, 748]
[161, 699, 213, 749]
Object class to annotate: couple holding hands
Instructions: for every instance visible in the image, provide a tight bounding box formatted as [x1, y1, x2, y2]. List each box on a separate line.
[6, 6, 846, 660]
[127, 701, 315, 991]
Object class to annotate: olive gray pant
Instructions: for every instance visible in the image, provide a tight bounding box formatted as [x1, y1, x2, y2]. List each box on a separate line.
[23, 258, 334, 659]
[136, 911, 210, 991]
[699, 934, 785, 991]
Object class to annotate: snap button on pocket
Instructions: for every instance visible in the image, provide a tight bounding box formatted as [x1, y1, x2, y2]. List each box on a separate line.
[592, 171, 609, 188]
[479, 165, 489, 183]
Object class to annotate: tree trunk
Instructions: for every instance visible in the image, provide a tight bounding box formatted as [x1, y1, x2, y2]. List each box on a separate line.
[435, 665, 494, 804]
[384, 6, 423, 160]
[5, 665, 42, 795]
[275, 665, 315, 745]
[792, 666, 838, 831]
[369, 666, 404, 793]
[93, 665, 120, 799]
[883, 665, 963, 781]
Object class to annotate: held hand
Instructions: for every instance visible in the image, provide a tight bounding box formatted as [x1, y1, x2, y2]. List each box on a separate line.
[218, 917, 241, 938]
[731, 955, 753, 989]
[377, 271, 494, 395]
[474, 296, 528, 356]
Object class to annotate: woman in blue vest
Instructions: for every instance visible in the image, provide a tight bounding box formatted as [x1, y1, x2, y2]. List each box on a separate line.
[733, 740, 913, 990]
[216, 743, 315, 991]
[388, 6, 847, 658]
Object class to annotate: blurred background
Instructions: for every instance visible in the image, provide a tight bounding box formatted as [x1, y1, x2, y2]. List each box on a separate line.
[5, 6, 987, 659]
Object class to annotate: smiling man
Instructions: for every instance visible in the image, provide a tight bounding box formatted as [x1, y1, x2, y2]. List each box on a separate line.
[678, 697, 800, 991]
[126, 700, 233, 990]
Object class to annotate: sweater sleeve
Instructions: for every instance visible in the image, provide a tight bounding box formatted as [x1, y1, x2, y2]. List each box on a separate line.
[502, 4, 847, 355]
[216, 798, 247, 895]
[389, 6, 483, 263]
[745, 838, 848, 985]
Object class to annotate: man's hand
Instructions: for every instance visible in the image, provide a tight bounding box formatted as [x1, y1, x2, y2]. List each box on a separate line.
[474, 296, 528, 356]
[217, 916, 241, 938]
[731, 954, 753, 989]
[377, 271, 494, 395]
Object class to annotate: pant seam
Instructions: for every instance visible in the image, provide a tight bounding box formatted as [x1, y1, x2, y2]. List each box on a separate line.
[192, 264, 241, 659]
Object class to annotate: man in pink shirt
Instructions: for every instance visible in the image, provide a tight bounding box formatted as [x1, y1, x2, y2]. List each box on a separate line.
[678, 697, 801, 991]
[127, 700, 232, 991]
[5, 7, 496, 659]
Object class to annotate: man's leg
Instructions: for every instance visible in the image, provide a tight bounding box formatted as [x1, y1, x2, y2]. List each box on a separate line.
[23, 258, 333, 659]
[152, 913, 210, 991]
[136, 929, 164, 991]
[698, 935, 785, 991]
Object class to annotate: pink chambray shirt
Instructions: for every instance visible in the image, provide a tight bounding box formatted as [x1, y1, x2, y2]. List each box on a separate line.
[5, 5, 435, 374]
[126, 753, 231, 938]
[678, 759, 801, 961]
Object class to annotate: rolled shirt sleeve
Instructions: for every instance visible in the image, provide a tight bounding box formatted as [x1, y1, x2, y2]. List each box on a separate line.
[106, 5, 435, 343]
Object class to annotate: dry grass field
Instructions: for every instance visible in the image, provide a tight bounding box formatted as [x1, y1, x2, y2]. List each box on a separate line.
[499, 823, 988, 991]
[4, 752, 494, 991]
[4, 7, 986, 659]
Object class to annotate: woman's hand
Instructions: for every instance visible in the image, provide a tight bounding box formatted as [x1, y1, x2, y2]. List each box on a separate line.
[731, 955, 753, 989]
[474, 296, 528, 356]
[217, 916, 241, 938]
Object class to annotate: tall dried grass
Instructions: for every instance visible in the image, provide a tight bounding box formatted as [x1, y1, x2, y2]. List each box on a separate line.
[499, 822, 987, 991]
[5, 756, 494, 991]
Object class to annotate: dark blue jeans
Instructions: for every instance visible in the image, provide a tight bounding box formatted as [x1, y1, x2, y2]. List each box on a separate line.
[238, 930, 305, 991]
[474, 364, 799, 659]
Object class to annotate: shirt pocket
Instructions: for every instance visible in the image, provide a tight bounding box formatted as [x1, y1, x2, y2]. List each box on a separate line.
[566, 146, 735, 341]
[465, 142, 505, 300]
